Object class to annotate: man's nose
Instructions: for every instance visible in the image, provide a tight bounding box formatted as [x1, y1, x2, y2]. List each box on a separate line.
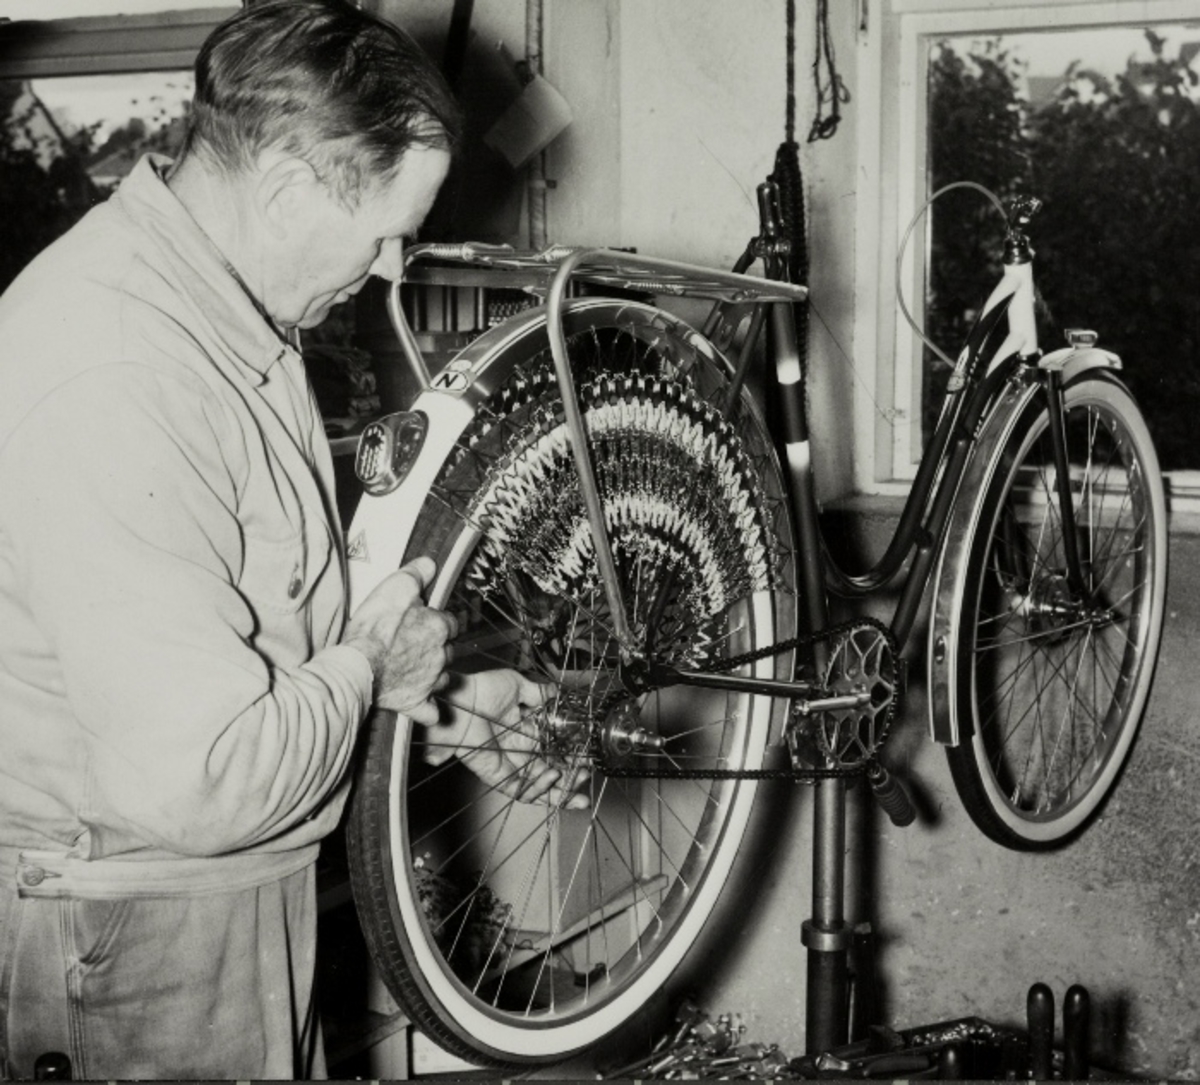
[370, 237, 405, 282]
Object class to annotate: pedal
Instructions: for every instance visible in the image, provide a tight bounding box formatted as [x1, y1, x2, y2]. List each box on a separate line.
[866, 760, 916, 828]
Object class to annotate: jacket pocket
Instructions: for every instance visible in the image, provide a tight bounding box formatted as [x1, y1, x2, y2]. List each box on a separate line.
[238, 519, 332, 616]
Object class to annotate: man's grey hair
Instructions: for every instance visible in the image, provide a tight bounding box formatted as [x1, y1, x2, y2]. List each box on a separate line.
[181, 0, 463, 207]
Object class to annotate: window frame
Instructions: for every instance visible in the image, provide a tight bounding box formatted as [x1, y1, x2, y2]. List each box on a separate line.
[0, 6, 236, 79]
[861, 0, 1200, 509]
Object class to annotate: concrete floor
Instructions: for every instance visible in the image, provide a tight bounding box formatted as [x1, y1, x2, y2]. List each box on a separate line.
[694, 519, 1200, 1080]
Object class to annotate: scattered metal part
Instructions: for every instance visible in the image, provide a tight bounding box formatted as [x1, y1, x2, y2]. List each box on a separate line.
[601, 986, 1095, 1079]
[600, 1004, 793, 1080]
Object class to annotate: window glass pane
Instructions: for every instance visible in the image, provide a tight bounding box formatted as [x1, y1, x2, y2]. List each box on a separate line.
[3, 1, 233, 18]
[926, 23, 1200, 469]
[1, 70, 190, 291]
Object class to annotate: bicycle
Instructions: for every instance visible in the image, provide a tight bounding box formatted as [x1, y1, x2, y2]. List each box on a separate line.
[339, 180, 1167, 1067]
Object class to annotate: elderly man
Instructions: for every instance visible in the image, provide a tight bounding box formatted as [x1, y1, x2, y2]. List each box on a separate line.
[0, 1, 571, 1077]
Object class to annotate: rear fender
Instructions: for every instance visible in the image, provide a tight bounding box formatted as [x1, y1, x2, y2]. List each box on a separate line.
[344, 298, 729, 608]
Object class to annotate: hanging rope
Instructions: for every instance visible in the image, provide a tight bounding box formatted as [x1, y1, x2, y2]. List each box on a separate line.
[784, 0, 797, 147]
[809, 0, 848, 142]
[769, 0, 808, 311]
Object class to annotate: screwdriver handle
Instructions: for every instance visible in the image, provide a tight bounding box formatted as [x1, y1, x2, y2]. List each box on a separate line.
[1027, 982, 1055, 1080]
[1063, 984, 1090, 1080]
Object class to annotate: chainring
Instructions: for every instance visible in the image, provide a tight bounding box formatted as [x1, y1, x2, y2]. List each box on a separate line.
[810, 623, 898, 767]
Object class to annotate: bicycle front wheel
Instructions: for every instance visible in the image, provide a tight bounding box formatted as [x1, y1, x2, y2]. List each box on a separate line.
[939, 371, 1166, 849]
[347, 308, 796, 1065]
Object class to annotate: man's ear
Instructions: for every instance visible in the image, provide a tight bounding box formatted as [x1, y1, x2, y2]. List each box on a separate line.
[256, 153, 323, 238]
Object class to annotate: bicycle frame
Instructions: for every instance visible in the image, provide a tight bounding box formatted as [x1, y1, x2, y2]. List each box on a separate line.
[818, 198, 1120, 654]
[344, 180, 1156, 1064]
[350, 184, 1123, 714]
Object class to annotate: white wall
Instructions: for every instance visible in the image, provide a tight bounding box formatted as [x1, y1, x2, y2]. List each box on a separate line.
[543, 0, 861, 500]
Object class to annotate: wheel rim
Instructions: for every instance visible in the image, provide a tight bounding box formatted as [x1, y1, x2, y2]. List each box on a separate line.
[969, 384, 1163, 832]
[381, 326, 793, 1055]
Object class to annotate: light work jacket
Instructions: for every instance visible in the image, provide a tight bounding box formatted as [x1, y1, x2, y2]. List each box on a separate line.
[0, 155, 374, 897]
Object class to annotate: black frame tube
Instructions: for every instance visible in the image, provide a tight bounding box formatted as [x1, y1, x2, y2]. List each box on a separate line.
[1044, 369, 1087, 593]
[824, 300, 1015, 599]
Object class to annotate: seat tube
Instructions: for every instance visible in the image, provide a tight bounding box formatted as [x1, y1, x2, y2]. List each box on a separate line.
[769, 298, 849, 1054]
[769, 300, 829, 648]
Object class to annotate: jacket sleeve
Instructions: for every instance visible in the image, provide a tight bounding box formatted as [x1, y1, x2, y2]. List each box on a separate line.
[0, 362, 374, 857]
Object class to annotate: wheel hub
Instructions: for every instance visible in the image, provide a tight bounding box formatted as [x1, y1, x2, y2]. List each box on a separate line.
[537, 696, 593, 762]
[1021, 572, 1117, 639]
[598, 701, 665, 765]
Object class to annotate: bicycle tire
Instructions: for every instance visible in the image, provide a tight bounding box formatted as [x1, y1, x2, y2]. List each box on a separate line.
[346, 307, 796, 1065]
[934, 371, 1166, 849]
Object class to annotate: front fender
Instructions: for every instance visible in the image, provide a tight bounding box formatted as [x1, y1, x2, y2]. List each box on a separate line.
[926, 351, 1124, 746]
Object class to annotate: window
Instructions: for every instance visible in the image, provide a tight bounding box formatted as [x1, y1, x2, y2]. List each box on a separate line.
[3, 1, 223, 19]
[1, 70, 193, 290]
[865, 0, 1200, 503]
[0, 5, 235, 291]
[0, 2, 386, 437]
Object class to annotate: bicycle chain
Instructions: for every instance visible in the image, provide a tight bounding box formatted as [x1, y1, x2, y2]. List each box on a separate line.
[598, 615, 902, 781]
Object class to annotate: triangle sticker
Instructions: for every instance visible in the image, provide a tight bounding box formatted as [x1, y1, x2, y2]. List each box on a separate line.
[347, 531, 369, 562]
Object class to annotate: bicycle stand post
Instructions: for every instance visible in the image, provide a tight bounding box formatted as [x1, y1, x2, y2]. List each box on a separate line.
[803, 775, 852, 1054]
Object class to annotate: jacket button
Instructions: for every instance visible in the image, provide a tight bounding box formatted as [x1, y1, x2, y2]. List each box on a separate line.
[20, 866, 45, 887]
[288, 570, 304, 599]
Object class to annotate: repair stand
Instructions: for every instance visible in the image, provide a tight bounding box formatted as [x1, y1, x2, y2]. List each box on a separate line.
[803, 776, 851, 1054]
[795, 772, 1102, 1080]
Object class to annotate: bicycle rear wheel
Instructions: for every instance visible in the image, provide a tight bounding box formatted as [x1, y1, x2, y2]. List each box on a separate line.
[347, 310, 795, 1065]
[939, 371, 1166, 849]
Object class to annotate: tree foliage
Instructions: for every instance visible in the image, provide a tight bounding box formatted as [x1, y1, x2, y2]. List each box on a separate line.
[0, 81, 101, 293]
[925, 41, 1028, 433]
[929, 30, 1200, 468]
[0, 81, 188, 296]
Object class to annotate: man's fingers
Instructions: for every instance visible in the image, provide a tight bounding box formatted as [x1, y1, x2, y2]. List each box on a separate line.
[516, 674, 551, 707]
[402, 697, 441, 726]
[400, 602, 457, 644]
[375, 556, 437, 613]
[527, 780, 592, 810]
[510, 765, 561, 803]
[400, 555, 436, 590]
[549, 786, 592, 810]
[500, 759, 592, 809]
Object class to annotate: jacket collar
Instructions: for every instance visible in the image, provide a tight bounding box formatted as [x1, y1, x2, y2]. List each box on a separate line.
[113, 155, 294, 383]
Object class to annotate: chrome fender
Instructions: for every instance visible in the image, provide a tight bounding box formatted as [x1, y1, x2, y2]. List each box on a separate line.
[345, 297, 727, 609]
[926, 349, 1123, 746]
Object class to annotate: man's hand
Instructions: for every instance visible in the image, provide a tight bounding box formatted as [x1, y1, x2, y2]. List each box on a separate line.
[433, 670, 590, 810]
[342, 556, 456, 725]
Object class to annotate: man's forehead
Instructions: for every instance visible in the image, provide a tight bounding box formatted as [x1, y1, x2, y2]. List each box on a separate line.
[361, 146, 449, 226]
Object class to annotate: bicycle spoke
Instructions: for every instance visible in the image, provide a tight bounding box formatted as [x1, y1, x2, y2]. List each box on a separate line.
[953, 381, 1163, 842]
[349, 314, 790, 1054]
